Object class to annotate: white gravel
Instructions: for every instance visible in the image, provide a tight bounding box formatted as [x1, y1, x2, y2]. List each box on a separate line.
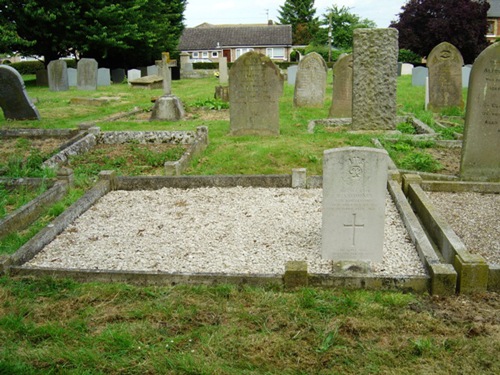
[27, 187, 427, 276]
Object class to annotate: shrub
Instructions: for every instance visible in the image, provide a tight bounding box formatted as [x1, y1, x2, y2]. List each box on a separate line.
[399, 49, 421, 64]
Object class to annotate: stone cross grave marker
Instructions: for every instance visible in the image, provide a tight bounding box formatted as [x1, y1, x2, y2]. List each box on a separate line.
[412, 66, 428, 86]
[229, 51, 283, 136]
[322, 147, 388, 262]
[47, 60, 69, 91]
[460, 42, 500, 181]
[67, 68, 77, 87]
[77, 58, 98, 90]
[0, 65, 41, 120]
[329, 53, 353, 118]
[293, 52, 327, 107]
[352, 28, 398, 130]
[427, 42, 464, 112]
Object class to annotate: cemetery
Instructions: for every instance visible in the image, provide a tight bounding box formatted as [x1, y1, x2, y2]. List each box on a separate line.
[1, 38, 499, 302]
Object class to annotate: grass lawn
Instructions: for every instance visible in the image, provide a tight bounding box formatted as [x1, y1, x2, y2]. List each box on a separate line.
[1, 72, 497, 374]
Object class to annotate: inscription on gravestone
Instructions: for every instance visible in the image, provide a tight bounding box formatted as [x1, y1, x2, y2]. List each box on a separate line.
[460, 42, 500, 181]
[294, 52, 328, 107]
[322, 147, 388, 262]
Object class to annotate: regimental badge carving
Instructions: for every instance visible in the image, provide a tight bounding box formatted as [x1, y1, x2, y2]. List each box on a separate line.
[348, 156, 364, 179]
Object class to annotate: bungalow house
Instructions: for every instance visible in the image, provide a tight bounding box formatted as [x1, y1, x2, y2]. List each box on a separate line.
[178, 22, 293, 63]
[487, 0, 500, 43]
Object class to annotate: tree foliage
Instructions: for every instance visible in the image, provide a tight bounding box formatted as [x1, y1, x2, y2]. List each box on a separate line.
[278, 0, 319, 44]
[391, 0, 490, 64]
[0, 0, 186, 68]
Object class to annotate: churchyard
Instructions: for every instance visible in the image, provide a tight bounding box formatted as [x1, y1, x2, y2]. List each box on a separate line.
[0, 38, 499, 373]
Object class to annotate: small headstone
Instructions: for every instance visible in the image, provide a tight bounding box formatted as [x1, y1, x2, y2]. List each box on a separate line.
[352, 28, 398, 130]
[322, 147, 388, 262]
[460, 42, 500, 181]
[67, 68, 77, 87]
[287, 65, 298, 85]
[0, 65, 41, 120]
[401, 63, 414, 75]
[180, 52, 193, 73]
[127, 69, 141, 84]
[139, 66, 148, 77]
[77, 58, 98, 90]
[218, 57, 229, 85]
[329, 53, 353, 118]
[97, 68, 111, 86]
[427, 42, 464, 112]
[147, 65, 159, 76]
[462, 65, 471, 88]
[35, 70, 48, 86]
[412, 66, 428, 86]
[229, 51, 282, 136]
[397, 62, 402, 76]
[293, 52, 328, 107]
[111, 68, 126, 83]
[47, 60, 69, 91]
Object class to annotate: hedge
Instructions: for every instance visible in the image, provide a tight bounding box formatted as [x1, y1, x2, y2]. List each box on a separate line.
[3, 59, 77, 74]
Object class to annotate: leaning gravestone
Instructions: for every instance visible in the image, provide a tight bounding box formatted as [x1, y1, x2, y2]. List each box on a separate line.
[111, 68, 126, 83]
[412, 66, 428, 86]
[47, 60, 69, 91]
[427, 42, 464, 112]
[322, 147, 388, 262]
[97, 68, 111, 86]
[0, 65, 41, 120]
[67, 68, 77, 87]
[294, 52, 328, 107]
[329, 53, 353, 118]
[460, 42, 500, 181]
[352, 28, 398, 130]
[77, 58, 98, 90]
[229, 51, 282, 136]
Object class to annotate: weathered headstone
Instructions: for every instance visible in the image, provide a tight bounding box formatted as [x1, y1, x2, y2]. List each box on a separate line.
[229, 51, 282, 136]
[35, 70, 48, 86]
[462, 65, 471, 88]
[352, 28, 398, 130]
[111, 68, 126, 83]
[67, 67, 77, 87]
[147, 65, 159, 76]
[218, 56, 229, 85]
[77, 58, 98, 90]
[293, 52, 328, 107]
[47, 60, 69, 91]
[329, 53, 353, 118]
[180, 52, 193, 76]
[412, 66, 428, 86]
[427, 42, 464, 112]
[0, 65, 41, 120]
[401, 63, 414, 75]
[322, 147, 388, 262]
[460, 42, 500, 181]
[287, 65, 298, 85]
[127, 69, 141, 84]
[97, 68, 111, 86]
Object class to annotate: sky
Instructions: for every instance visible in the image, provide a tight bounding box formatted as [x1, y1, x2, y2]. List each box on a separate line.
[184, 0, 408, 28]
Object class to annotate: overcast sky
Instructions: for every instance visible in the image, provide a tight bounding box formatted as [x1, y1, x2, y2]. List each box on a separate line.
[184, 0, 408, 28]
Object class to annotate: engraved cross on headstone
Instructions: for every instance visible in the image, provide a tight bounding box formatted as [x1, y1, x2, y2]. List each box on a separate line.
[343, 213, 364, 247]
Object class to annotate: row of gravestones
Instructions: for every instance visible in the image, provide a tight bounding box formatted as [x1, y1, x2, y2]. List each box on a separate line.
[412, 65, 473, 88]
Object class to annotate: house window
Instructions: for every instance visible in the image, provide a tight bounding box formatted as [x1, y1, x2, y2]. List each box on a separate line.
[192, 52, 199, 58]
[235, 48, 253, 59]
[212, 51, 219, 58]
[202, 51, 209, 58]
[487, 20, 495, 35]
[266, 47, 285, 60]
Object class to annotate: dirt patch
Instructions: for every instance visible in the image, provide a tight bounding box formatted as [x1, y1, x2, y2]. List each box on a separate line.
[426, 146, 462, 176]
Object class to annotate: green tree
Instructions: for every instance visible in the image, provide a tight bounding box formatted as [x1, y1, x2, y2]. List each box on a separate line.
[0, 0, 186, 68]
[278, 0, 319, 44]
[391, 0, 490, 64]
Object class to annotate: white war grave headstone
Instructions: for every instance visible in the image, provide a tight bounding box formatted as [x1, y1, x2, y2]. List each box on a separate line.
[460, 42, 500, 181]
[0, 65, 41, 120]
[229, 51, 283, 136]
[322, 147, 388, 263]
[352, 28, 398, 130]
[293, 52, 327, 107]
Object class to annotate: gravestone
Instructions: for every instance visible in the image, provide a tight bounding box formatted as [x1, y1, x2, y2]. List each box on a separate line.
[127, 69, 141, 84]
[77, 58, 98, 90]
[462, 65, 471, 88]
[111, 68, 126, 83]
[322, 147, 388, 262]
[401, 63, 414, 75]
[147, 65, 159, 76]
[139, 66, 147, 77]
[47, 60, 69, 91]
[397, 62, 402, 76]
[293, 52, 328, 107]
[35, 70, 48, 86]
[67, 68, 77, 87]
[218, 56, 229, 85]
[0, 65, 41, 120]
[287, 65, 298, 85]
[412, 66, 428, 86]
[352, 28, 398, 130]
[180, 52, 193, 76]
[97, 68, 111, 86]
[229, 51, 282, 136]
[427, 42, 464, 112]
[460, 42, 500, 181]
[329, 53, 353, 118]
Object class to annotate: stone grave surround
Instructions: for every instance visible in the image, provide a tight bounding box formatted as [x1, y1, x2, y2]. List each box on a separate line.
[293, 52, 328, 107]
[329, 53, 353, 118]
[322, 147, 388, 263]
[460, 42, 500, 181]
[0, 65, 41, 120]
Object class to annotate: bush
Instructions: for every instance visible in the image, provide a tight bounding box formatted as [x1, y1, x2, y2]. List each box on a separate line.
[8, 59, 76, 74]
[399, 49, 421, 64]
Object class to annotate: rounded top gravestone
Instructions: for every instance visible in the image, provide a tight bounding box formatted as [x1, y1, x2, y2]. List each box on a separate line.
[329, 53, 353, 118]
[0, 65, 40, 120]
[294, 52, 328, 108]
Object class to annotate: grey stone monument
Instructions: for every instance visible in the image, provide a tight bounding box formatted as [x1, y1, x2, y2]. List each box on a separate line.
[294, 52, 328, 107]
[77, 58, 98, 90]
[147, 65, 159, 76]
[462, 65, 471, 88]
[460, 42, 500, 181]
[127, 69, 141, 84]
[0, 65, 41, 120]
[218, 56, 229, 85]
[427, 42, 464, 112]
[322, 147, 388, 262]
[35, 70, 48, 86]
[111, 68, 126, 83]
[229, 51, 282, 136]
[287, 65, 298, 85]
[329, 53, 353, 118]
[412, 66, 428, 86]
[97, 68, 111, 86]
[47, 60, 69, 91]
[67, 67, 77, 87]
[180, 52, 193, 75]
[401, 63, 414, 75]
[352, 28, 398, 130]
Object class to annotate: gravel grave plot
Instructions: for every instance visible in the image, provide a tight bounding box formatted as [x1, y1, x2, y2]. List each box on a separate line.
[427, 191, 500, 266]
[27, 187, 427, 276]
